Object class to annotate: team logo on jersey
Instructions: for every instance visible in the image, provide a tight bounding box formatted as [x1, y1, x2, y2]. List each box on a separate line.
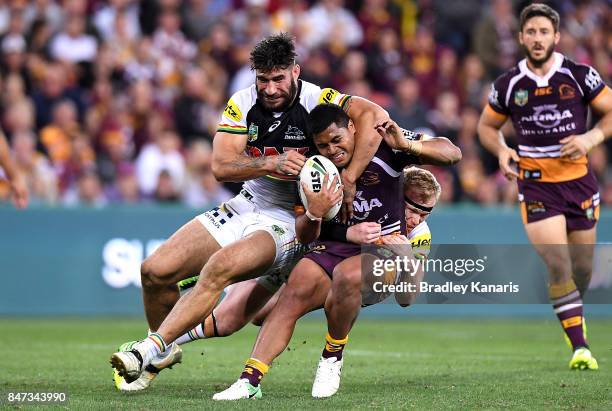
[285, 125, 305, 140]
[360, 171, 380, 186]
[224, 98, 242, 122]
[559, 84, 576, 100]
[248, 123, 259, 142]
[514, 89, 528, 106]
[319, 88, 339, 105]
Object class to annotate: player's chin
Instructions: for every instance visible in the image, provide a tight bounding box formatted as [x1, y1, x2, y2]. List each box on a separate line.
[262, 98, 288, 111]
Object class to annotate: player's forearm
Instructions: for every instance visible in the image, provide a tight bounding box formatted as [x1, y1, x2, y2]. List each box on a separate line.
[295, 214, 322, 244]
[212, 153, 274, 182]
[478, 122, 506, 157]
[590, 112, 612, 144]
[415, 137, 462, 166]
[343, 97, 386, 182]
[0, 133, 18, 181]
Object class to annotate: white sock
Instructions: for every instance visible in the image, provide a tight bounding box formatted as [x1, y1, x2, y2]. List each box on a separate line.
[134, 333, 166, 365]
[175, 324, 205, 345]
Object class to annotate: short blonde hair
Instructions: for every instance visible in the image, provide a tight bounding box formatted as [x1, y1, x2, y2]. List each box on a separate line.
[403, 166, 441, 202]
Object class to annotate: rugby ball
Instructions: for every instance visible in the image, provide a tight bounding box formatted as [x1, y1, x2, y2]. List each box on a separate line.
[298, 155, 342, 221]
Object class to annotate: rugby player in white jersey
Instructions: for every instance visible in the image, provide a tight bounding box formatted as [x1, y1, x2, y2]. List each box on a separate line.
[110, 33, 391, 384]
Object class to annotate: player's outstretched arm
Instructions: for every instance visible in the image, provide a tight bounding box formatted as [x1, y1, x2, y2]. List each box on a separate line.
[0, 131, 28, 209]
[560, 87, 612, 160]
[374, 119, 462, 166]
[477, 105, 519, 180]
[212, 131, 306, 182]
[341, 97, 388, 221]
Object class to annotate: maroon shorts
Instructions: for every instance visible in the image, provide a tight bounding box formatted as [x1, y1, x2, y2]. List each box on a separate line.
[303, 241, 361, 278]
[517, 172, 599, 231]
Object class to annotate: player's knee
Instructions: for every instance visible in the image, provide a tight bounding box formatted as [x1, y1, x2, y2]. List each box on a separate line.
[199, 253, 234, 291]
[215, 317, 241, 337]
[281, 283, 318, 316]
[141, 257, 174, 289]
[572, 261, 592, 280]
[333, 269, 362, 295]
[542, 254, 571, 282]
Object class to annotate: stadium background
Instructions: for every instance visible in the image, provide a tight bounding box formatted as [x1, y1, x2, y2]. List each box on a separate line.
[1, 0, 610, 315]
[1, 1, 611, 408]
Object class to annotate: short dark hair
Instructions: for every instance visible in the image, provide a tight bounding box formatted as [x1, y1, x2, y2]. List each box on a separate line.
[519, 3, 560, 32]
[250, 33, 297, 72]
[309, 104, 350, 137]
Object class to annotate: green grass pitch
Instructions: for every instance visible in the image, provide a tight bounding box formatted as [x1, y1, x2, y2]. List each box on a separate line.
[1, 317, 611, 410]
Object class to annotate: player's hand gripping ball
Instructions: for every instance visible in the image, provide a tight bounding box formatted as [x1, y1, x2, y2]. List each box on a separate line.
[298, 155, 342, 220]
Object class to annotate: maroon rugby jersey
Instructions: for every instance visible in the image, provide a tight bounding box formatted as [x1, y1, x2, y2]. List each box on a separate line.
[486, 52, 609, 183]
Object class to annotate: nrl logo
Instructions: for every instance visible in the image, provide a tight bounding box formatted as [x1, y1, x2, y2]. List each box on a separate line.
[248, 123, 259, 142]
[514, 89, 528, 106]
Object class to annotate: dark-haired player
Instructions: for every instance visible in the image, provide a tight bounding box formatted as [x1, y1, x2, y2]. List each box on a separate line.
[478, 3, 612, 370]
[110, 33, 390, 384]
[213, 104, 460, 400]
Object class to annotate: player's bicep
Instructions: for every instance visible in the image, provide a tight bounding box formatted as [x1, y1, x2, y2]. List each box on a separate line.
[345, 96, 388, 120]
[589, 86, 612, 115]
[212, 132, 249, 164]
[480, 104, 508, 129]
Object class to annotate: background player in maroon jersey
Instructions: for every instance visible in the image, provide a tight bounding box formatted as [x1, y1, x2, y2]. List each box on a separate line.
[478, 3, 612, 370]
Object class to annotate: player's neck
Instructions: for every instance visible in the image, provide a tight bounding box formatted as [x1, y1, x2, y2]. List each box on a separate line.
[525, 53, 557, 77]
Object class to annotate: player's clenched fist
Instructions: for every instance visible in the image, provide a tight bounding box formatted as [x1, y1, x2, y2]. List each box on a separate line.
[301, 174, 343, 219]
[272, 150, 306, 176]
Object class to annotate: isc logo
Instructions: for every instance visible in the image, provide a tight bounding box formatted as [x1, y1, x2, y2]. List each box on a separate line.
[535, 87, 553, 96]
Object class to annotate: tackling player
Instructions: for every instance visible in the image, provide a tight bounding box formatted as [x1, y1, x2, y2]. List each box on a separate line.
[213, 104, 459, 400]
[110, 33, 390, 383]
[478, 3, 612, 370]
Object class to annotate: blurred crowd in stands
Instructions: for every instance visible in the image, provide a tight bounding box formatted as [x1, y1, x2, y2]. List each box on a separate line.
[0, 0, 610, 208]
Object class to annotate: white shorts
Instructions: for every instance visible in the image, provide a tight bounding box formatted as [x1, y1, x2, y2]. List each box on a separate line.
[196, 189, 304, 290]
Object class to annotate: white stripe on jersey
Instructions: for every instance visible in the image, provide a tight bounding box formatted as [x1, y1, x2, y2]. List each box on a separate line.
[505, 72, 527, 107]
[557, 67, 585, 96]
[371, 156, 401, 177]
[381, 221, 401, 235]
[519, 151, 562, 158]
[518, 144, 562, 152]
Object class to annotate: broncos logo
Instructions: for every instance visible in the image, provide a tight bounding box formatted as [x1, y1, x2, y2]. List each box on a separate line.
[359, 171, 380, 186]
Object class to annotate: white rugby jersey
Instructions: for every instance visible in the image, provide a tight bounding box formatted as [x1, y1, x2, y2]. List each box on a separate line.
[217, 80, 350, 218]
